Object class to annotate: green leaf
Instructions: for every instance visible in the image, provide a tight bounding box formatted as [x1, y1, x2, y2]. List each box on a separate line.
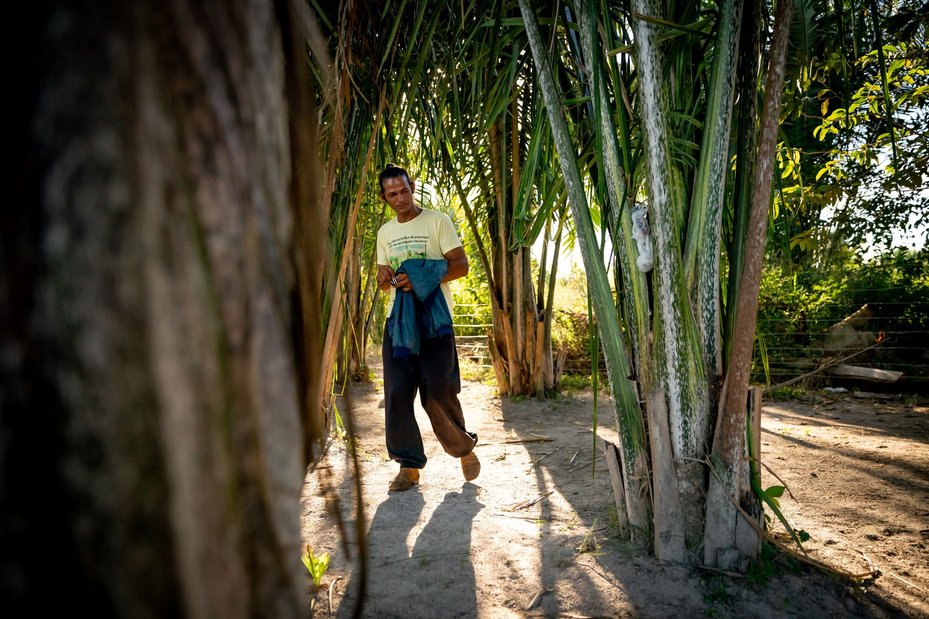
[764, 485, 785, 498]
[302, 545, 331, 588]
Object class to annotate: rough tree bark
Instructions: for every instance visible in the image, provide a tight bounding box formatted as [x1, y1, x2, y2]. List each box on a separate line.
[3, 0, 320, 615]
[704, 0, 795, 570]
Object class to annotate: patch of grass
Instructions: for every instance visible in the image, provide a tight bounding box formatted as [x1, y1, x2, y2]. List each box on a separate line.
[769, 385, 806, 400]
[776, 596, 794, 611]
[606, 503, 621, 532]
[703, 576, 731, 617]
[558, 373, 593, 392]
[459, 360, 496, 384]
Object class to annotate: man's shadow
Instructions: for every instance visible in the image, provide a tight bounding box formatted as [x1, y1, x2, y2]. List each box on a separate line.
[338, 489, 425, 617]
[338, 484, 483, 617]
[407, 484, 484, 616]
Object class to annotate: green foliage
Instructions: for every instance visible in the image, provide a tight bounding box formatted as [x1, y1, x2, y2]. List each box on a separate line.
[548, 265, 604, 376]
[745, 542, 801, 586]
[755, 247, 929, 384]
[774, 4, 929, 259]
[753, 479, 812, 552]
[745, 543, 779, 585]
[554, 311, 596, 371]
[762, 485, 785, 509]
[458, 359, 496, 384]
[558, 373, 594, 392]
[301, 545, 330, 589]
[331, 401, 347, 441]
[703, 576, 732, 616]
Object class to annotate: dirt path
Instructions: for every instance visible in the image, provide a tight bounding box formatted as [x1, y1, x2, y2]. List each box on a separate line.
[760, 393, 929, 616]
[301, 369, 928, 617]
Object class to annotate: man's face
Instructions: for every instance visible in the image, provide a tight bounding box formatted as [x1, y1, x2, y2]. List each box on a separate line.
[381, 176, 416, 219]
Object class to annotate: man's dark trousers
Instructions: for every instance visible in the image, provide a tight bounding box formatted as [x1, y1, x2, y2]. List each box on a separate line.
[382, 327, 477, 469]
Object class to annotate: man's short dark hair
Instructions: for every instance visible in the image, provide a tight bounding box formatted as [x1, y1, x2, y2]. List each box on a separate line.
[379, 163, 411, 193]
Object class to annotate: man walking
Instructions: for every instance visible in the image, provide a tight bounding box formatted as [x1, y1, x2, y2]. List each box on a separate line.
[375, 163, 480, 492]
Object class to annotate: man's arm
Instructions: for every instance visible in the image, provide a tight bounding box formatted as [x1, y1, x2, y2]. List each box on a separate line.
[442, 246, 469, 283]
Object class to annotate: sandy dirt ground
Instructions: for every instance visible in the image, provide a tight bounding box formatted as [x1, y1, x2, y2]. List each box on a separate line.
[301, 366, 929, 618]
[760, 392, 929, 617]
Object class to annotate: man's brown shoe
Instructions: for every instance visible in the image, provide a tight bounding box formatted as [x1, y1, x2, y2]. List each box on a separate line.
[460, 451, 481, 481]
[388, 467, 420, 492]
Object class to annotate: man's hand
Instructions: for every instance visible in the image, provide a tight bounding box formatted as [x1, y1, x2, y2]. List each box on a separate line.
[394, 273, 412, 292]
[376, 265, 396, 292]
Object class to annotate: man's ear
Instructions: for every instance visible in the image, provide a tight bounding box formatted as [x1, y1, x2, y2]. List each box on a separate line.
[409, 179, 416, 193]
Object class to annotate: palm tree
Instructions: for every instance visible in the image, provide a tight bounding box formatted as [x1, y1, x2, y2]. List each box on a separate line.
[416, 2, 563, 396]
[519, 0, 794, 566]
[311, 0, 899, 572]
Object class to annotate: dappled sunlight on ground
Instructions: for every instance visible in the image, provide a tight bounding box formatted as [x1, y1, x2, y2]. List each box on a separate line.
[301, 365, 927, 617]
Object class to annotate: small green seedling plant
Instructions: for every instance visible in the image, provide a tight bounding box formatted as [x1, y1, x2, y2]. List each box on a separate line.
[302, 544, 330, 589]
[703, 576, 731, 617]
[757, 483, 811, 550]
[745, 541, 800, 585]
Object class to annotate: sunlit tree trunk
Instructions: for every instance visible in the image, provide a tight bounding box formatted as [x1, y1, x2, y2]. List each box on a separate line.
[705, 0, 795, 570]
[631, 0, 710, 556]
[485, 103, 554, 398]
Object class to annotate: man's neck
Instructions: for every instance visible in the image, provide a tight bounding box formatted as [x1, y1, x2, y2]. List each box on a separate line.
[396, 205, 423, 223]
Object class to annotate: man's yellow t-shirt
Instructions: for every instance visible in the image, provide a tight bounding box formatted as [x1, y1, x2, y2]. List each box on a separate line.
[376, 208, 463, 316]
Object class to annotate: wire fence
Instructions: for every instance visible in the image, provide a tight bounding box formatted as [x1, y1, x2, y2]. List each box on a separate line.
[453, 303, 494, 369]
[453, 301, 929, 391]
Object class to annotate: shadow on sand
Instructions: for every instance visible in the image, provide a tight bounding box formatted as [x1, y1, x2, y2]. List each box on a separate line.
[338, 484, 483, 617]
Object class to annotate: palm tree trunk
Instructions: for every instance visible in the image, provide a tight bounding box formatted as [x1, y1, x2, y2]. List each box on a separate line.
[705, 0, 794, 570]
[630, 0, 708, 558]
[520, 0, 652, 542]
[725, 0, 763, 361]
[320, 91, 385, 399]
[684, 0, 743, 405]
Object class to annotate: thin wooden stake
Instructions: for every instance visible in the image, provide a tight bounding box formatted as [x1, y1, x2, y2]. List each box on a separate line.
[328, 576, 342, 615]
[503, 436, 554, 444]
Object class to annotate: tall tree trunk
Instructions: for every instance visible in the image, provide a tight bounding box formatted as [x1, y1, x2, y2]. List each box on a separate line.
[486, 112, 548, 398]
[3, 0, 320, 614]
[684, 0, 743, 406]
[520, 0, 652, 543]
[630, 0, 708, 557]
[320, 91, 385, 396]
[725, 0, 763, 361]
[704, 0, 795, 570]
